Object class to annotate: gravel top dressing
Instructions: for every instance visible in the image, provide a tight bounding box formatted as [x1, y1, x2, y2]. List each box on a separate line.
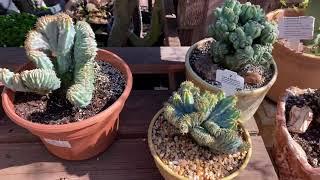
[151, 114, 248, 180]
[285, 91, 320, 168]
[14, 61, 125, 125]
[189, 41, 274, 90]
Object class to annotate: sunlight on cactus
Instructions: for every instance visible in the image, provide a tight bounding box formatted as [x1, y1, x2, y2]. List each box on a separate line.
[0, 13, 97, 107]
[208, 0, 278, 71]
[163, 81, 243, 154]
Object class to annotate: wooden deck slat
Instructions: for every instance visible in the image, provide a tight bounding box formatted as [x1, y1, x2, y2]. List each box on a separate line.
[0, 137, 277, 180]
[0, 47, 186, 74]
[0, 90, 259, 143]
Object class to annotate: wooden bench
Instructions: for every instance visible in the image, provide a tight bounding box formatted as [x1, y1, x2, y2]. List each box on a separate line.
[0, 47, 278, 179]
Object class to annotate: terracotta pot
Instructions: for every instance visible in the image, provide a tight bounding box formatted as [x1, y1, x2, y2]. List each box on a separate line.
[148, 108, 252, 180]
[185, 38, 278, 122]
[1, 49, 133, 160]
[266, 9, 320, 102]
[274, 87, 320, 180]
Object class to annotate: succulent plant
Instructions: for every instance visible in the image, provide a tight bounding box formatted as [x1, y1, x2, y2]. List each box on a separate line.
[163, 81, 244, 154]
[0, 13, 98, 107]
[209, 0, 278, 71]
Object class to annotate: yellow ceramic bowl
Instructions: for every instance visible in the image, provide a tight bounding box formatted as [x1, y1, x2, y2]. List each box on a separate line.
[148, 108, 252, 180]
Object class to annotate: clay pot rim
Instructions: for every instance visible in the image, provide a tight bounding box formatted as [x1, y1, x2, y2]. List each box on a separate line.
[185, 38, 278, 95]
[147, 108, 253, 180]
[1, 49, 133, 133]
[277, 87, 320, 172]
[267, 8, 320, 63]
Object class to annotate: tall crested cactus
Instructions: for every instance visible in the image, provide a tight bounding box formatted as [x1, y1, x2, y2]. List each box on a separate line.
[0, 13, 97, 107]
[208, 0, 278, 71]
[163, 81, 243, 154]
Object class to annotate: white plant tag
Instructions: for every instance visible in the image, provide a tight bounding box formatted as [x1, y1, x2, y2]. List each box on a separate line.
[278, 16, 314, 51]
[49, 4, 63, 14]
[216, 69, 244, 96]
[278, 16, 315, 40]
[44, 138, 72, 148]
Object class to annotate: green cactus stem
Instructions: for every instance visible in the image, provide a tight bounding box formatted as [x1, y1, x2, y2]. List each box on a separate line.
[209, 0, 278, 71]
[108, 0, 162, 47]
[163, 81, 243, 154]
[128, 0, 162, 46]
[0, 13, 97, 107]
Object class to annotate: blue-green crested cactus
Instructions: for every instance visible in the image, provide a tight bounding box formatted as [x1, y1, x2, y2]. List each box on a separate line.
[163, 81, 243, 154]
[208, 0, 278, 71]
[0, 13, 97, 107]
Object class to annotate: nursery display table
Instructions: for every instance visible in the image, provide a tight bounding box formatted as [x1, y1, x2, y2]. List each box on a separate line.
[0, 47, 278, 179]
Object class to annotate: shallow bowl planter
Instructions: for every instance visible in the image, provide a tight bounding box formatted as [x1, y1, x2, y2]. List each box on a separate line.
[148, 108, 252, 180]
[1, 49, 133, 160]
[185, 38, 278, 122]
[266, 8, 320, 102]
[274, 87, 320, 179]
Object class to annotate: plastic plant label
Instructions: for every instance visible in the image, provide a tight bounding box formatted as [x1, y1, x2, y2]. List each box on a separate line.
[49, 4, 63, 14]
[43, 138, 72, 148]
[278, 16, 315, 40]
[216, 69, 244, 96]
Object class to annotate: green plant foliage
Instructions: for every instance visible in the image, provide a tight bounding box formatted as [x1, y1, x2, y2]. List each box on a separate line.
[0, 13, 37, 47]
[163, 81, 244, 154]
[209, 0, 278, 71]
[0, 13, 97, 107]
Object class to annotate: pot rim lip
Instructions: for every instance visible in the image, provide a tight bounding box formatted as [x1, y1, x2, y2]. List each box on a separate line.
[277, 87, 320, 172]
[267, 8, 320, 60]
[147, 108, 253, 180]
[1, 49, 133, 133]
[185, 38, 278, 95]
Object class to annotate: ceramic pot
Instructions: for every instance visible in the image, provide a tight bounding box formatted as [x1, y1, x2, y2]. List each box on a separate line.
[1, 49, 133, 160]
[148, 108, 252, 180]
[185, 38, 278, 122]
[266, 8, 320, 102]
[274, 87, 320, 180]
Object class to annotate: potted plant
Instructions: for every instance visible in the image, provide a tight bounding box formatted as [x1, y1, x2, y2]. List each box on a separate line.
[275, 86, 320, 179]
[266, 0, 320, 102]
[185, 0, 278, 122]
[148, 81, 252, 179]
[0, 13, 133, 160]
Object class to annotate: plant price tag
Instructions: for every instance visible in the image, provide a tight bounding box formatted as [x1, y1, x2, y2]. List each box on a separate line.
[278, 16, 315, 51]
[43, 138, 72, 148]
[216, 69, 244, 96]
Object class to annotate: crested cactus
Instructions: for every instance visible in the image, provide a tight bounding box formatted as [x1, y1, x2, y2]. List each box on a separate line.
[0, 13, 97, 107]
[163, 81, 243, 154]
[209, 0, 278, 71]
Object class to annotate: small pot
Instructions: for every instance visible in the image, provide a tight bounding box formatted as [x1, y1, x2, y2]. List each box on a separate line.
[274, 87, 320, 179]
[266, 8, 320, 102]
[148, 108, 252, 180]
[185, 38, 278, 122]
[1, 49, 133, 160]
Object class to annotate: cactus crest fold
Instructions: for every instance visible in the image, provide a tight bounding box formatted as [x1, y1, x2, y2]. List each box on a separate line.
[164, 81, 243, 154]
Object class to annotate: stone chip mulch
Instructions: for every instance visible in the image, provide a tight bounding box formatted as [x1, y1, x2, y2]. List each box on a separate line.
[151, 114, 248, 180]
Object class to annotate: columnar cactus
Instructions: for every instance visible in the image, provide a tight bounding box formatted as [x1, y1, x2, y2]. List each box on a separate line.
[209, 0, 278, 71]
[0, 13, 97, 107]
[163, 81, 243, 154]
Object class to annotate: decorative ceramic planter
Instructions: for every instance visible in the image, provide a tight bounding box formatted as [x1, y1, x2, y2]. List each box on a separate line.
[148, 108, 252, 180]
[1, 49, 133, 160]
[266, 9, 320, 102]
[274, 87, 320, 179]
[185, 38, 278, 122]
